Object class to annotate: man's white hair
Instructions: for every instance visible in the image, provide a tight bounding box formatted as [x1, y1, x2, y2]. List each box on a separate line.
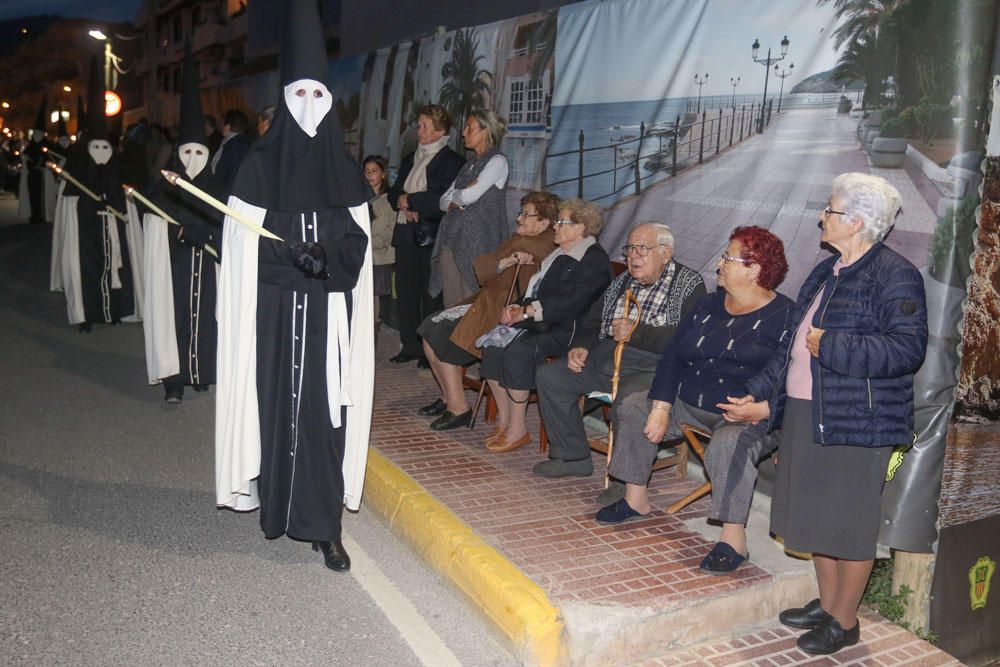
[631, 221, 674, 248]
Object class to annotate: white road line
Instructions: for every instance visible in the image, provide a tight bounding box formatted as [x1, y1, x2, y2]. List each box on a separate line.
[341, 533, 462, 667]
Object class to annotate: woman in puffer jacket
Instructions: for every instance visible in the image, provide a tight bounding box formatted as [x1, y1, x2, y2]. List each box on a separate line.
[720, 172, 928, 656]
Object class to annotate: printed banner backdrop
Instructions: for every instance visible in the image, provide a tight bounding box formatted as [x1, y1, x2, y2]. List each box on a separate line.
[337, 0, 998, 660]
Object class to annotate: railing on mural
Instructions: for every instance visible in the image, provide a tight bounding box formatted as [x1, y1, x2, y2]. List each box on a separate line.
[543, 100, 775, 204]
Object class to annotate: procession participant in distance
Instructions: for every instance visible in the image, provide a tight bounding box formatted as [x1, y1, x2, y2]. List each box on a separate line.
[142, 42, 224, 404]
[59, 54, 139, 332]
[19, 94, 50, 224]
[215, 0, 374, 573]
[50, 116, 74, 292]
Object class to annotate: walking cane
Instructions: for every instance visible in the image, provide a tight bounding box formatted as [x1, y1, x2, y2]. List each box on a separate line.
[468, 262, 522, 429]
[604, 288, 641, 488]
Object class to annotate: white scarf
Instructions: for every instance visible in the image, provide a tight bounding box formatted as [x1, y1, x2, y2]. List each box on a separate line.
[404, 135, 449, 194]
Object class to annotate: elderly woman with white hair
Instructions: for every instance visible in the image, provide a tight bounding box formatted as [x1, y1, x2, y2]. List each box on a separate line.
[720, 172, 928, 656]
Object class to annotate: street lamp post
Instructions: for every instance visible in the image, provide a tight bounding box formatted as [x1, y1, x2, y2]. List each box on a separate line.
[729, 76, 740, 108]
[88, 29, 121, 90]
[751, 35, 789, 133]
[694, 73, 709, 113]
[774, 63, 793, 113]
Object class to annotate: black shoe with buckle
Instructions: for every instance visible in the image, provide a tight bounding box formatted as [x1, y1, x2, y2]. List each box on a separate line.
[313, 540, 351, 572]
[418, 398, 446, 416]
[796, 616, 860, 655]
[779, 598, 831, 629]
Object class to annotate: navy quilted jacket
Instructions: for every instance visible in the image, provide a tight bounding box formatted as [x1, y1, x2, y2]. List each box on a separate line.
[745, 243, 928, 447]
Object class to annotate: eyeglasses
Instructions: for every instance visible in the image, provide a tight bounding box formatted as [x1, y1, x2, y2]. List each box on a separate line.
[554, 219, 578, 227]
[719, 253, 751, 265]
[822, 206, 848, 218]
[622, 243, 666, 257]
[517, 210, 540, 218]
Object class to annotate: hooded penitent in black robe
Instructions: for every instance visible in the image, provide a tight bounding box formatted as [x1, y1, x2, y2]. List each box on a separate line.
[142, 42, 224, 398]
[215, 0, 373, 546]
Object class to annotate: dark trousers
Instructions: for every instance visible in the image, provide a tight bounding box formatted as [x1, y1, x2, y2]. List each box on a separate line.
[394, 244, 442, 356]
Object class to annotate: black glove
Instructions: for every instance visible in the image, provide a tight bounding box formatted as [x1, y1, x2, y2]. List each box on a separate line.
[287, 241, 328, 279]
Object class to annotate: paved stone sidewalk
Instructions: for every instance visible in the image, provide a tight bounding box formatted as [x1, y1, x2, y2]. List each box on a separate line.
[598, 107, 938, 299]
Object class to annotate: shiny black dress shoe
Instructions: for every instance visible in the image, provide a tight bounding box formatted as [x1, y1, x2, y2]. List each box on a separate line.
[796, 616, 860, 655]
[389, 351, 421, 364]
[313, 539, 351, 572]
[418, 398, 446, 416]
[779, 598, 831, 629]
[430, 410, 471, 431]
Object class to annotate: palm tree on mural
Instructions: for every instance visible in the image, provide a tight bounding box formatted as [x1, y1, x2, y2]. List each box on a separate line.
[438, 27, 492, 135]
[527, 11, 557, 86]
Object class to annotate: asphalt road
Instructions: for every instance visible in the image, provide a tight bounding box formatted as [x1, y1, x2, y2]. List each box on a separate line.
[0, 193, 519, 666]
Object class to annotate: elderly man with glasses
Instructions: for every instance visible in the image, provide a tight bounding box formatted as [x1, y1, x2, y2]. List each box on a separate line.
[531, 222, 706, 479]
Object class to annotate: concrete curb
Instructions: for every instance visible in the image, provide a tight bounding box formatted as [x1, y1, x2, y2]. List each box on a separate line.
[363, 448, 566, 666]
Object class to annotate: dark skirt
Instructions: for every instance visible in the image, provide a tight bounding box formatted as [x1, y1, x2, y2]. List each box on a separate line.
[479, 331, 567, 391]
[417, 312, 476, 366]
[770, 398, 893, 560]
[373, 263, 392, 297]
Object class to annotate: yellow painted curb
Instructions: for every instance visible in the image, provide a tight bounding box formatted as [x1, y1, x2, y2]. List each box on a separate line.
[364, 448, 566, 666]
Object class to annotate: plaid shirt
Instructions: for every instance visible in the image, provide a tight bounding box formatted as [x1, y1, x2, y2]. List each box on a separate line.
[598, 261, 701, 338]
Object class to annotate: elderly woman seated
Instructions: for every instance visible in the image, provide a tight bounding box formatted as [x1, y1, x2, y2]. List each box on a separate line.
[479, 199, 612, 452]
[416, 191, 560, 430]
[601, 226, 792, 575]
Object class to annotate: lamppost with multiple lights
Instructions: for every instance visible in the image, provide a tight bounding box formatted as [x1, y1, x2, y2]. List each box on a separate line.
[88, 29, 122, 90]
[694, 73, 709, 113]
[729, 76, 740, 108]
[774, 63, 794, 113]
[750, 35, 789, 133]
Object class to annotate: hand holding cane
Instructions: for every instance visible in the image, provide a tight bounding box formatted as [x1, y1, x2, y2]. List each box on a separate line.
[123, 185, 219, 259]
[604, 288, 641, 488]
[468, 262, 522, 429]
[47, 162, 128, 223]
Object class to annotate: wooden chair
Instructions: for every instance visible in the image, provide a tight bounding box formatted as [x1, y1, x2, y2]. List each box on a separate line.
[461, 365, 497, 424]
[666, 424, 712, 514]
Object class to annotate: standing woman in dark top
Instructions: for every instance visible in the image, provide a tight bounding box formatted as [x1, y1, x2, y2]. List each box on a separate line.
[387, 105, 466, 365]
[430, 109, 509, 308]
[603, 227, 791, 552]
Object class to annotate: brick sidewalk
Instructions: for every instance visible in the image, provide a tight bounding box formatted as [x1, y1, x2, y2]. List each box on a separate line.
[367, 331, 958, 665]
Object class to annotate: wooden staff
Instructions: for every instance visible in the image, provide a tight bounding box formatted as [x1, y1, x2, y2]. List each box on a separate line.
[46, 161, 127, 223]
[160, 170, 283, 241]
[468, 261, 522, 429]
[604, 288, 641, 488]
[123, 185, 219, 260]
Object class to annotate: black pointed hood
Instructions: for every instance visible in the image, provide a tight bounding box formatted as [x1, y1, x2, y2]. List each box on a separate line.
[86, 53, 109, 141]
[76, 93, 87, 137]
[229, 0, 368, 211]
[178, 41, 206, 146]
[33, 93, 48, 133]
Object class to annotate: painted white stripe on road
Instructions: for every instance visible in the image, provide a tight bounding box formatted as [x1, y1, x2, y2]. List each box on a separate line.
[341, 533, 461, 667]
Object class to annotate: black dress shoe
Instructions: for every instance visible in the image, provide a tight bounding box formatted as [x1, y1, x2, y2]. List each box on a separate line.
[192, 384, 210, 393]
[313, 540, 351, 572]
[77, 322, 91, 333]
[389, 351, 421, 364]
[416, 357, 430, 369]
[779, 598, 831, 629]
[430, 410, 471, 430]
[418, 398, 446, 416]
[796, 616, 860, 655]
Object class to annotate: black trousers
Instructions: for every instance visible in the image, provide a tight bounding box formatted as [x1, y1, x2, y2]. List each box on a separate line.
[394, 243, 442, 356]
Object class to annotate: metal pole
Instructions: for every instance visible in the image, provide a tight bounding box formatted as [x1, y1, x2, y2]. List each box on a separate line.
[758, 47, 771, 133]
[730, 106, 736, 146]
[634, 121, 644, 195]
[698, 111, 706, 164]
[716, 108, 723, 154]
[777, 74, 785, 113]
[739, 104, 745, 141]
[671, 115, 679, 176]
[577, 129, 584, 199]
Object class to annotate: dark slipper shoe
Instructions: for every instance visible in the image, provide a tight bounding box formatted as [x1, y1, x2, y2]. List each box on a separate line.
[699, 541, 748, 575]
[595, 498, 648, 525]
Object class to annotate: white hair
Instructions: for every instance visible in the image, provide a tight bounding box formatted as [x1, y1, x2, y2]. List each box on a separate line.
[830, 172, 902, 243]
[631, 221, 674, 248]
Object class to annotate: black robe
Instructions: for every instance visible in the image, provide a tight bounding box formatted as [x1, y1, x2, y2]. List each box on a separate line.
[254, 207, 368, 541]
[149, 170, 225, 385]
[23, 140, 48, 222]
[65, 156, 134, 325]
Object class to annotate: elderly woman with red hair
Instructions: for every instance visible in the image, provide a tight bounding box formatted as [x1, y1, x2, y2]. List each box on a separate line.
[599, 226, 792, 573]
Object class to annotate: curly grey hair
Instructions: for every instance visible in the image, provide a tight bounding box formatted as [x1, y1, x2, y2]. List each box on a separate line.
[830, 172, 902, 244]
[631, 220, 674, 248]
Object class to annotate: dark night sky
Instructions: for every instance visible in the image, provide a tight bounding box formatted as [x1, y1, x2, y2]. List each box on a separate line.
[0, 0, 144, 23]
